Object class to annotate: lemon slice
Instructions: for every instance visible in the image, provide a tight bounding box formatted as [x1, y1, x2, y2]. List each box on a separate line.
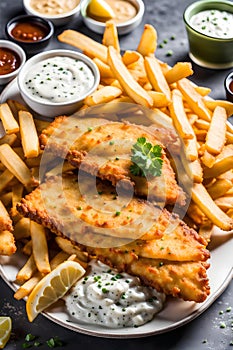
[0, 317, 12, 349]
[26, 260, 85, 322]
[88, 0, 115, 19]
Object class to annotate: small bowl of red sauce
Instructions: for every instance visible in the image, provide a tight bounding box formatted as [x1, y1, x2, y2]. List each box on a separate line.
[6, 15, 54, 55]
[224, 71, 233, 103]
[0, 40, 26, 85]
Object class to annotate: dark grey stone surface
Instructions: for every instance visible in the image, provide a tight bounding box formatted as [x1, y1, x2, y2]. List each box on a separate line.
[0, 0, 233, 349]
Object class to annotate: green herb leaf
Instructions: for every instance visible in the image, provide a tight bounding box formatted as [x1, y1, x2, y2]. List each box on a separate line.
[130, 137, 163, 178]
[25, 334, 36, 342]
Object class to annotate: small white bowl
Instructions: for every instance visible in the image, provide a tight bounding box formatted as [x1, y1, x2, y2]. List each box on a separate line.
[81, 0, 144, 35]
[0, 40, 26, 85]
[17, 49, 100, 118]
[23, 0, 81, 26]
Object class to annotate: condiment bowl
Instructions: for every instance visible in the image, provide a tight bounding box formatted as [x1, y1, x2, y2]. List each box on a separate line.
[17, 49, 100, 118]
[0, 40, 26, 85]
[183, 0, 233, 69]
[81, 0, 144, 35]
[23, 0, 81, 26]
[224, 71, 233, 103]
[6, 15, 54, 55]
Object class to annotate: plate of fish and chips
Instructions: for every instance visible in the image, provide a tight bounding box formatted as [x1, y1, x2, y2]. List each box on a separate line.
[0, 22, 233, 338]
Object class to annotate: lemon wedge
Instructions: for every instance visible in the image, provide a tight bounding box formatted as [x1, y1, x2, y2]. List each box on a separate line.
[88, 0, 115, 19]
[0, 317, 12, 349]
[26, 260, 85, 322]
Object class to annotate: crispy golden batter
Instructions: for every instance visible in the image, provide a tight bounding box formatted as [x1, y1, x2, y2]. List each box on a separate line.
[40, 116, 186, 206]
[84, 247, 210, 303]
[0, 230, 16, 256]
[17, 173, 210, 302]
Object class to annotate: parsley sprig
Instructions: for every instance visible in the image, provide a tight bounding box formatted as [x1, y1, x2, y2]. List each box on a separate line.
[130, 137, 163, 177]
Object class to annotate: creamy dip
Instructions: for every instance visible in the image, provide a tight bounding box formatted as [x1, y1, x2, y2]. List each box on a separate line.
[30, 0, 80, 15]
[66, 260, 165, 328]
[87, 0, 137, 24]
[190, 9, 233, 39]
[24, 56, 95, 103]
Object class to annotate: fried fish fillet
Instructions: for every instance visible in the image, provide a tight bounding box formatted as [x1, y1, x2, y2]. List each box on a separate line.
[40, 116, 186, 206]
[0, 230, 16, 256]
[17, 173, 210, 302]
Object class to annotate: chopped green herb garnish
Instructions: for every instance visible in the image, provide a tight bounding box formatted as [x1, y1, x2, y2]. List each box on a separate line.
[166, 50, 173, 57]
[220, 322, 226, 328]
[102, 288, 109, 293]
[115, 211, 121, 216]
[109, 141, 114, 145]
[34, 341, 41, 347]
[130, 137, 163, 178]
[25, 334, 36, 342]
[46, 337, 62, 348]
[22, 343, 32, 349]
[87, 127, 93, 132]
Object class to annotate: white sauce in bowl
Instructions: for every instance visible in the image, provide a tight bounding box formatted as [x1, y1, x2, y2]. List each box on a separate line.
[66, 260, 165, 328]
[24, 56, 95, 103]
[190, 9, 233, 39]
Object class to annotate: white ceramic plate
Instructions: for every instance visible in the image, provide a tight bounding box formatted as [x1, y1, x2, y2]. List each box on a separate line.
[0, 80, 233, 338]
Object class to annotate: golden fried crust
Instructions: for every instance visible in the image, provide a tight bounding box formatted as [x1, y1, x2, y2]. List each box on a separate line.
[40, 116, 186, 206]
[0, 230, 16, 256]
[17, 173, 210, 302]
[83, 247, 210, 303]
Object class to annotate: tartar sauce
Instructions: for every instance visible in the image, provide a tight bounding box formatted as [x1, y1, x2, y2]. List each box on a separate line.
[24, 56, 95, 103]
[190, 9, 233, 39]
[66, 260, 165, 328]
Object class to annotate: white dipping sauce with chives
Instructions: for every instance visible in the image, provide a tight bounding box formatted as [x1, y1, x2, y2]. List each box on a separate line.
[24, 56, 95, 103]
[66, 260, 165, 328]
[190, 9, 233, 39]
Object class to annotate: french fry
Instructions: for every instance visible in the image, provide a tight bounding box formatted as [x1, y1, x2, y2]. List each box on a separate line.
[14, 252, 77, 300]
[147, 91, 169, 108]
[201, 150, 216, 168]
[0, 200, 13, 232]
[191, 183, 233, 230]
[169, 89, 195, 140]
[177, 79, 211, 121]
[204, 99, 233, 118]
[189, 159, 203, 183]
[30, 221, 51, 274]
[0, 169, 15, 193]
[194, 86, 211, 97]
[187, 201, 207, 225]
[0, 133, 17, 146]
[58, 30, 108, 63]
[195, 119, 209, 130]
[137, 24, 157, 56]
[102, 20, 120, 52]
[10, 183, 24, 222]
[22, 240, 32, 256]
[215, 196, 233, 211]
[207, 178, 232, 199]
[0, 230, 16, 255]
[184, 137, 198, 161]
[0, 191, 12, 207]
[144, 55, 171, 102]
[165, 62, 193, 85]
[55, 236, 89, 263]
[0, 103, 19, 134]
[14, 273, 42, 300]
[198, 222, 213, 243]
[13, 217, 31, 240]
[204, 144, 233, 178]
[93, 57, 114, 78]
[205, 106, 227, 155]
[107, 46, 153, 107]
[19, 111, 40, 158]
[122, 50, 141, 66]
[0, 144, 33, 187]
[84, 85, 122, 106]
[16, 254, 37, 283]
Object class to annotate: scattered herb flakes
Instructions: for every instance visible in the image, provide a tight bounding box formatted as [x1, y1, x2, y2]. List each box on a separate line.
[166, 50, 173, 57]
[219, 321, 226, 328]
[25, 334, 36, 342]
[115, 211, 121, 216]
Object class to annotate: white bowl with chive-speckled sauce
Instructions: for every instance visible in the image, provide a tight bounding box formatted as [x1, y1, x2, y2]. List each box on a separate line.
[17, 49, 100, 118]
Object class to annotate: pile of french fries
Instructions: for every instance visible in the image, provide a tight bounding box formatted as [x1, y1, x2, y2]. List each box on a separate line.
[0, 22, 233, 307]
